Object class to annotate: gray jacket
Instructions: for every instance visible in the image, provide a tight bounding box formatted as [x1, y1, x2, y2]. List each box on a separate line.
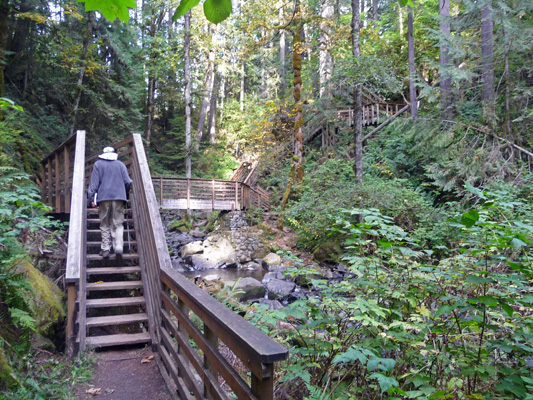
[88, 159, 132, 204]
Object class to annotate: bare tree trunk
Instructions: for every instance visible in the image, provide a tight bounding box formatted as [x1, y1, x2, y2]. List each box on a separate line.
[209, 72, 218, 144]
[372, 0, 378, 21]
[145, 74, 156, 151]
[69, 11, 94, 136]
[352, 0, 363, 183]
[408, 4, 418, 119]
[184, 11, 192, 178]
[239, 60, 245, 111]
[481, 0, 495, 121]
[319, 0, 334, 98]
[196, 25, 216, 150]
[399, 3, 403, 36]
[278, 0, 303, 229]
[279, 1, 287, 91]
[439, 0, 453, 119]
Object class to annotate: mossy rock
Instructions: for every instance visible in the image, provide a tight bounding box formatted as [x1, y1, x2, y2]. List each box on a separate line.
[0, 345, 16, 389]
[16, 259, 65, 339]
[312, 240, 342, 263]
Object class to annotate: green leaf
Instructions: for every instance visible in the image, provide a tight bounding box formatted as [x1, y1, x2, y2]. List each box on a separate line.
[172, 0, 201, 21]
[203, 0, 232, 24]
[510, 238, 528, 248]
[468, 296, 498, 307]
[497, 299, 514, 317]
[369, 372, 399, 393]
[78, 0, 136, 23]
[461, 209, 479, 228]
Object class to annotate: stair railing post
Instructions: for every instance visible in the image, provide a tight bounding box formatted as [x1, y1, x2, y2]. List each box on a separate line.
[64, 145, 71, 213]
[160, 177, 163, 207]
[187, 179, 190, 209]
[212, 180, 215, 210]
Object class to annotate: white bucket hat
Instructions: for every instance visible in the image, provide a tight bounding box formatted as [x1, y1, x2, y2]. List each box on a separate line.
[98, 146, 118, 160]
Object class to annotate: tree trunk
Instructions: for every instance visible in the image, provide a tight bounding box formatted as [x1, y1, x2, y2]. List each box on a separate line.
[239, 59, 245, 111]
[69, 11, 94, 137]
[279, 1, 286, 91]
[319, 0, 334, 99]
[439, 0, 453, 119]
[352, 0, 363, 184]
[145, 73, 156, 151]
[372, 0, 378, 21]
[407, 4, 418, 119]
[481, 0, 495, 121]
[209, 72, 218, 144]
[398, 3, 403, 36]
[0, 0, 9, 96]
[184, 11, 192, 178]
[196, 25, 216, 150]
[278, 0, 303, 228]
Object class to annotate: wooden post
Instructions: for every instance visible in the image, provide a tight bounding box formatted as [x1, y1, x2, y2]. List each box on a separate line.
[203, 324, 219, 398]
[55, 153, 61, 212]
[48, 159, 53, 212]
[251, 363, 274, 400]
[160, 177, 163, 207]
[235, 182, 238, 210]
[64, 145, 71, 213]
[212, 180, 215, 211]
[41, 162, 47, 206]
[376, 103, 380, 124]
[187, 179, 190, 209]
[66, 283, 77, 358]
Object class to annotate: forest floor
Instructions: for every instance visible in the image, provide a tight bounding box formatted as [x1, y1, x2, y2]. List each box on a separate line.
[73, 347, 171, 400]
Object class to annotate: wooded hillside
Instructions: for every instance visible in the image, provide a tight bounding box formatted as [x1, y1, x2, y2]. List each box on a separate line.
[0, 0, 532, 397]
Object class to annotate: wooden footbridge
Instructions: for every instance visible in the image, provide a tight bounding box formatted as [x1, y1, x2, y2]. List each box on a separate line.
[40, 132, 286, 400]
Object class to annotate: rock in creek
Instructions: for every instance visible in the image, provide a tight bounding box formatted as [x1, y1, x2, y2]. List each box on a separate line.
[266, 279, 296, 299]
[233, 277, 266, 301]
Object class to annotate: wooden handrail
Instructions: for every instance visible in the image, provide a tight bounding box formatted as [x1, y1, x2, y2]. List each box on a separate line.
[64, 130, 87, 356]
[153, 176, 270, 211]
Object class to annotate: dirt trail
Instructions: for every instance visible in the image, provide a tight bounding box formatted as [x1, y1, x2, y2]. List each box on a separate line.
[75, 347, 172, 400]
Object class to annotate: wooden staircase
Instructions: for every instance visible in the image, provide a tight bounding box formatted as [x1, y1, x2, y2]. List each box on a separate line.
[81, 204, 151, 348]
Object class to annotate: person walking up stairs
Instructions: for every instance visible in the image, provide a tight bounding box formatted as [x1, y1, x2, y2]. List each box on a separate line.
[88, 146, 132, 266]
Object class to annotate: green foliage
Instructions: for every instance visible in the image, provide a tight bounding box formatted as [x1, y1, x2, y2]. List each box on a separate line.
[283, 156, 452, 252]
[0, 350, 96, 398]
[78, 0, 137, 23]
[247, 187, 532, 399]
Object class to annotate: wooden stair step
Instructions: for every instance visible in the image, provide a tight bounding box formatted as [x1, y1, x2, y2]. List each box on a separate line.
[86, 296, 146, 308]
[86, 253, 139, 261]
[87, 229, 135, 234]
[85, 332, 151, 348]
[87, 241, 137, 247]
[86, 281, 143, 291]
[86, 313, 148, 328]
[86, 266, 141, 275]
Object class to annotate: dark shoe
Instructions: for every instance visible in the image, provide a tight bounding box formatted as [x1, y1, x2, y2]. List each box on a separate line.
[115, 252, 123, 267]
[99, 250, 110, 259]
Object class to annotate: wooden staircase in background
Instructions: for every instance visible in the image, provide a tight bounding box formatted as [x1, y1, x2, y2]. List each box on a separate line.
[80, 203, 151, 348]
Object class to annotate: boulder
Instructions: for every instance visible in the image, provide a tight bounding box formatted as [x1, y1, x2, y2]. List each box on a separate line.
[263, 252, 281, 266]
[17, 260, 64, 339]
[180, 241, 204, 257]
[188, 237, 236, 270]
[266, 279, 296, 299]
[233, 278, 265, 301]
[262, 271, 284, 284]
[242, 261, 262, 271]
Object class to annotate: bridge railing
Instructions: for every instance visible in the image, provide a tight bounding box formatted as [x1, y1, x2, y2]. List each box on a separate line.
[40, 134, 78, 213]
[128, 134, 286, 399]
[152, 176, 270, 211]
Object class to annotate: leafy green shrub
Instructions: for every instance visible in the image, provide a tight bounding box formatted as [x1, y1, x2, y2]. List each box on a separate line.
[283, 157, 452, 251]
[247, 188, 532, 399]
